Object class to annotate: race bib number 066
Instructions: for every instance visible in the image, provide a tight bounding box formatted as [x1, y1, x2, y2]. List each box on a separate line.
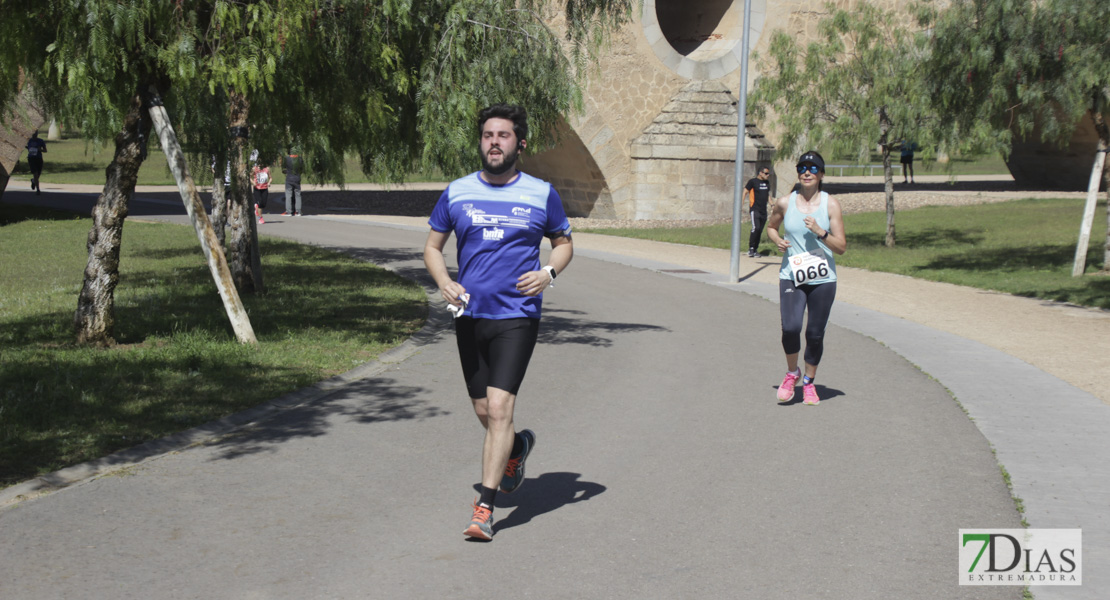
[790, 250, 830, 284]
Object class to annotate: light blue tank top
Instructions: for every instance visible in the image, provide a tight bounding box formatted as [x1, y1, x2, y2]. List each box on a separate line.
[778, 191, 837, 284]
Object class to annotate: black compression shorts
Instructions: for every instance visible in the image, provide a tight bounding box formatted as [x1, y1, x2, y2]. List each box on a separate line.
[454, 317, 540, 398]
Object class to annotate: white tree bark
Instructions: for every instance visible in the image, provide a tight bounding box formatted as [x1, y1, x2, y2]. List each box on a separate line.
[1072, 146, 1107, 277]
[146, 90, 258, 345]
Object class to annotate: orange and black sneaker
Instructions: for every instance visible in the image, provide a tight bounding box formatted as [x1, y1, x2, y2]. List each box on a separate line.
[499, 429, 535, 493]
[464, 500, 494, 540]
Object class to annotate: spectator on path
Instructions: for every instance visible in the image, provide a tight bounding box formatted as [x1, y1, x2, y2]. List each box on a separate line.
[251, 160, 271, 224]
[765, 150, 847, 406]
[281, 152, 304, 216]
[25, 131, 47, 195]
[745, 166, 773, 257]
[423, 104, 573, 541]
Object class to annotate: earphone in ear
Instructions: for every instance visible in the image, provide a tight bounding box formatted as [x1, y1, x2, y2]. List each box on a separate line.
[517, 141, 525, 151]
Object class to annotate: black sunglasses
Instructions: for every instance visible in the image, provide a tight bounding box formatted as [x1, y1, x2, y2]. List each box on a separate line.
[796, 165, 821, 174]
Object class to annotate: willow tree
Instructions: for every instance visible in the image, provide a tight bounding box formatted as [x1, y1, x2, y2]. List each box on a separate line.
[4, 0, 633, 346]
[920, 0, 1110, 274]
[31, 1, 182, 346]
[750, 2, 940, 247]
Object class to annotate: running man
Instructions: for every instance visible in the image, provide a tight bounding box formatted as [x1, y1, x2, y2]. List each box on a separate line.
[423, 104, 573, 541]
[25, 131, 47, 195]
[765, 151, 847, 406]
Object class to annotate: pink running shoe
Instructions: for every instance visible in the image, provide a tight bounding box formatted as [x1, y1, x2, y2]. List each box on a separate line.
[258, 217, 265, 224]
[802, 383, 820, 405]
[777, 371, 800, 402]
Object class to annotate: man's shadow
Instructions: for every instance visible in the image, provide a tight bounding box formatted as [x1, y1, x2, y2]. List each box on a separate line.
[470, 472, 606, 536]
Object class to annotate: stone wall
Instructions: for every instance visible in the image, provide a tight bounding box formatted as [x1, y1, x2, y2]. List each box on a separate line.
[629, 80, 773, 219]
[1007, 110, 1109, 191]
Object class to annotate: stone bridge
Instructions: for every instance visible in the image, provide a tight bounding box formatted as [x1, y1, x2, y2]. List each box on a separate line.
[523, 0, 1103, 219]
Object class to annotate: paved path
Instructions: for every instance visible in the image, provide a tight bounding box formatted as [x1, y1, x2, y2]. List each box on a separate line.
[1, 188, 1106, 598]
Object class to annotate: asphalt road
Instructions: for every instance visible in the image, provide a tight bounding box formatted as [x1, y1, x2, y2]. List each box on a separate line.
[1, 189, 1028, 598]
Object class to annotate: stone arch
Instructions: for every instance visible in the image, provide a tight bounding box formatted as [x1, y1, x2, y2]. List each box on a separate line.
[642, 0, 767, 81]
[523, 114, 616, 218]
[525, 0, 777, 219]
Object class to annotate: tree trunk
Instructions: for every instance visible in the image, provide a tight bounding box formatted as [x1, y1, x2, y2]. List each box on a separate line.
[74, 92, 150, 346]
[1104, 155, 1110, 273]
[1097, 110, 1110, 274]
[1072, 108, 1109, 276]
[211, 172, 227, 247]
[226, 89, 263, 294]
[145, 87, 257, 345]
[0, 163, 9, 201]
[882, 145, 896, 248]
[879, 111, 896, 248]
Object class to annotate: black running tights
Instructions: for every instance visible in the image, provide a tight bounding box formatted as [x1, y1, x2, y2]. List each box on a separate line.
[779, 279, 837, 366]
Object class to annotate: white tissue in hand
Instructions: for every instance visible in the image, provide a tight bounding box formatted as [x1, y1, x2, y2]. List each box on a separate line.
[447, 293, 470, 318]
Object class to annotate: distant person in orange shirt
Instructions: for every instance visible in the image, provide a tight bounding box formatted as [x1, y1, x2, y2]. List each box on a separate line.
[744, 166, 772, 256]
[251, 160, 271, 224]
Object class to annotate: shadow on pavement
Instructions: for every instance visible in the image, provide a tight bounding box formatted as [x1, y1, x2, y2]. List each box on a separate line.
[469, 471, 607, 535]
[207, 376, 449, 461]
[539, 309, 668, 348]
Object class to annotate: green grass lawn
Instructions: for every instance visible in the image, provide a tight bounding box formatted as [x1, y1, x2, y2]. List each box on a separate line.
[0, 204, 428, 488]
[578, 197, 1110, 309]
[7, 132, 447, 187]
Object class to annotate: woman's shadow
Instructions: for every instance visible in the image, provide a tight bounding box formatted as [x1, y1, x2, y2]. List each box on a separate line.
[472, 472, 606, 536]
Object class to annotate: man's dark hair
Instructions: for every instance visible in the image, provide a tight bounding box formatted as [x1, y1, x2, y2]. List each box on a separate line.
[477, 104, 528, 142]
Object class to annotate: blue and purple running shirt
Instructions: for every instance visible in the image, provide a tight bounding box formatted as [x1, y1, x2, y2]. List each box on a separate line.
[428, 171, 571, 320]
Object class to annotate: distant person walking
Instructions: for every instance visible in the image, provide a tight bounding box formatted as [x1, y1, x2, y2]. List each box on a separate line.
[25, 131, 47, 195]
[282, 152, 304, 216]
[251, 161, 271, 224]
[423, 104, 573, 541]
[900, 141, 918, 184]
[745, 167, 773, 257]
[765, 151, 847, 406]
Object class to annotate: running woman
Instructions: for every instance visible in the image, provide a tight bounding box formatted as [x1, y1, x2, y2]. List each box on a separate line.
[423, 104, 573, 540]
[765, 151, 847, 406]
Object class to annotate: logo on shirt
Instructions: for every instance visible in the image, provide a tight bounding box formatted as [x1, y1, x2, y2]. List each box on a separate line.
[512, 206, 532, 217]
[483, 228, 505, 241]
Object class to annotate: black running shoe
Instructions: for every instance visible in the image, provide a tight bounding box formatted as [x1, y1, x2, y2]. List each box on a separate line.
[499, 429, 535, 493]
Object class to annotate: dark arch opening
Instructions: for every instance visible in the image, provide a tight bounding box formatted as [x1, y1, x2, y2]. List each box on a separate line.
[656, 0, 736, 57]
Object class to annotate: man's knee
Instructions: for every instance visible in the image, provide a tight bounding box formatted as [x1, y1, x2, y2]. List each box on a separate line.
[484, 388, 516, 423]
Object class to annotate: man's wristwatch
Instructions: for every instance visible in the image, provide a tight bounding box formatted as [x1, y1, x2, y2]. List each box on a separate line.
[542, 265, 557, 287]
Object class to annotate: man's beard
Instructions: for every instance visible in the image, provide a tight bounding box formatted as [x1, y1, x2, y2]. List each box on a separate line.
[481, 146, 519, 176]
